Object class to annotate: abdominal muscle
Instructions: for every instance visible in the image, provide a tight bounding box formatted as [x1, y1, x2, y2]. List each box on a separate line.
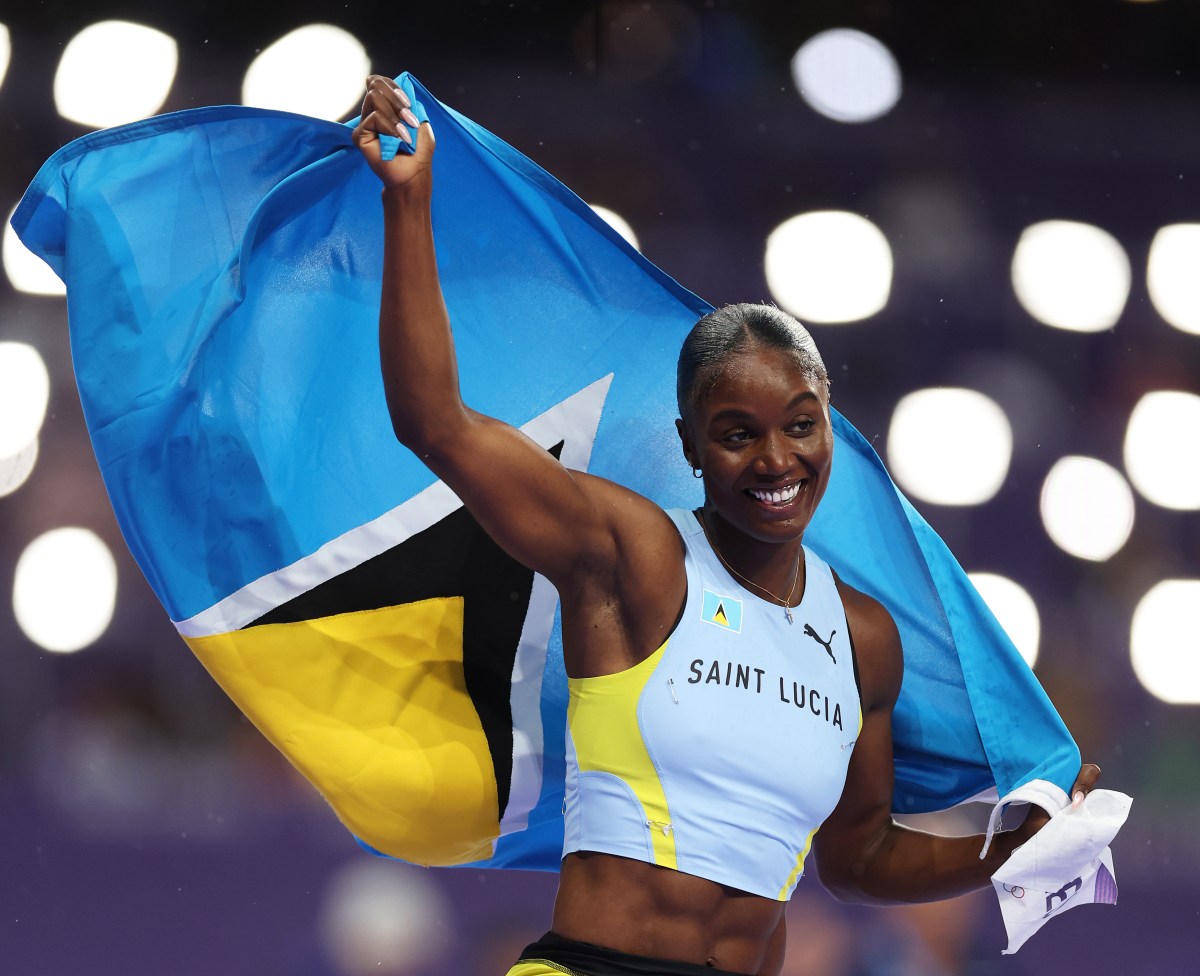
[551, 851, 786, 975]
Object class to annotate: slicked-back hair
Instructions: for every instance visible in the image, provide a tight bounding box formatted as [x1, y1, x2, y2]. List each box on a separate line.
[676, 303, 829, 420]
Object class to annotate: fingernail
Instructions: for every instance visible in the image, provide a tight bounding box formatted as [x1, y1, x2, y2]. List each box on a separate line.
[394, 87, 411, 108]
[401, 108, 419, 128]
[1072, 790, 1085, 808]
[397, 126, 412, 146]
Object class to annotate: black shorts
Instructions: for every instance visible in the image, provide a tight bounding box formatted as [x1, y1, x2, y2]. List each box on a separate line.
[508, 931, 751, 976]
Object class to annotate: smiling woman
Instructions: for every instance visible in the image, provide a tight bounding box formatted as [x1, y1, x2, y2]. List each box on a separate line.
[349, 74, 1102, 975]
[10, 57, 1116, 974]
[673, 305, 834, 609]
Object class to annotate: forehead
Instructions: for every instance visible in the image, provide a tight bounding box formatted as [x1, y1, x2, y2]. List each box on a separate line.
[694, 345, 826, 413]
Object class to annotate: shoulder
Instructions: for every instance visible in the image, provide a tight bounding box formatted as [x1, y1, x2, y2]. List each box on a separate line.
[831, 571, 903, 714]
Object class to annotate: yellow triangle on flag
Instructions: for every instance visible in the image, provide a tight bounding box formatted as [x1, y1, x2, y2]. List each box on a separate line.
[186, 597, 499, 866]
[713, 602, 729, 627]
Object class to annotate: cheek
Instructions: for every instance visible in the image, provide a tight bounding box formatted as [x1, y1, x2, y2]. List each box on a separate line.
[806, 432, 834, 469]
[797, 430, 830, 451]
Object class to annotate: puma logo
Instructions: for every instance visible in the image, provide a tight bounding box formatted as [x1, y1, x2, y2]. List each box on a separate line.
[803, 624, 836, 664]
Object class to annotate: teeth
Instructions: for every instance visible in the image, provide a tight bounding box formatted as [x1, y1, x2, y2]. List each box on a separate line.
[748, 483, 802, 505]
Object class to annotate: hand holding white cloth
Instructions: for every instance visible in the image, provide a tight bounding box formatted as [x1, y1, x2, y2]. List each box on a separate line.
[983, 781, 1132, 954]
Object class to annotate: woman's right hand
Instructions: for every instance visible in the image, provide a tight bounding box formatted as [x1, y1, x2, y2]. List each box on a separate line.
[352, 74, 434, 190]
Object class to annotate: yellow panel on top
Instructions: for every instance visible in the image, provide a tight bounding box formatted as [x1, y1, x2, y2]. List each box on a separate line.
[184, 597, 499, 865]
[567, 640, 676, 869]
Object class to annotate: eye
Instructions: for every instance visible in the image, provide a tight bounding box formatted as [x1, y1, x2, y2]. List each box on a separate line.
[722, 428, 753, 444]
[788, 419, 815, 435]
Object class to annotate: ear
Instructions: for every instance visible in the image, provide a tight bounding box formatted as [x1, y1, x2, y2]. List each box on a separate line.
[675, 417, 696, 468]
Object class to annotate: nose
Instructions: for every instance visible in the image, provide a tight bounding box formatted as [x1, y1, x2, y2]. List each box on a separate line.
[753, 431, 794, 477]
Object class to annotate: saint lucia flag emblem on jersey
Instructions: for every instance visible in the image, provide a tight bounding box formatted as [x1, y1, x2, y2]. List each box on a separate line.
[701, 590, 743, 632]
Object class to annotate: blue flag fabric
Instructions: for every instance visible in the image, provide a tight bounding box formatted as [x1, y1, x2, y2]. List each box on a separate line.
[12, 73, 1079, 871]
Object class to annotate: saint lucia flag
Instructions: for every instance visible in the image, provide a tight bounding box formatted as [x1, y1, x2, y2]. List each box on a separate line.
[701, 590, 743, 632]
[12, 73, 1080, 872]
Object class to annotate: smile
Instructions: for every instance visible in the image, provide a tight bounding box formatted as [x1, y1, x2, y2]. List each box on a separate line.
[746, 482, 804, 506]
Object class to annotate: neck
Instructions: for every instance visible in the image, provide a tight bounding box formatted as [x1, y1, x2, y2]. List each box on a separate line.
[698, 506, 805, 605]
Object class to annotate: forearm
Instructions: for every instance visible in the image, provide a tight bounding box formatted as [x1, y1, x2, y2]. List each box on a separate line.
[825, 818, 1027, 905]
[378, 183, 466, 447]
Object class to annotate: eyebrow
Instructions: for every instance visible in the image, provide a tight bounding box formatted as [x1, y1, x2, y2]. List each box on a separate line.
[708, 391, 821, 423]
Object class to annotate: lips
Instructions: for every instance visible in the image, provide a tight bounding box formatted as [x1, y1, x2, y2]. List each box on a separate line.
[745, 481, 805, 507]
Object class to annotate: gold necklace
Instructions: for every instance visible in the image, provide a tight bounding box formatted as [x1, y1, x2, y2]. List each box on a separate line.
[698, 510, 802, 624]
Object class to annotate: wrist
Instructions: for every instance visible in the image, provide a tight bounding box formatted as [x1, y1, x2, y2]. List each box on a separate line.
[381, 180, 433, 209]
[989, 808, 1046, 865]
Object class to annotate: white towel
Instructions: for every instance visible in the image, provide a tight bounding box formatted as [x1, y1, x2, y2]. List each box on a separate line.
[981, 781, 1132, 953]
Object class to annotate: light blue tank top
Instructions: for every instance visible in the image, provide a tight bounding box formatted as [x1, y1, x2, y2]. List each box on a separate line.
[561, 508, 862, 900]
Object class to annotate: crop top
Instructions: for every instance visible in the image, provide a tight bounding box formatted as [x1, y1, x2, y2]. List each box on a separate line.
[561, 508, 862, 900]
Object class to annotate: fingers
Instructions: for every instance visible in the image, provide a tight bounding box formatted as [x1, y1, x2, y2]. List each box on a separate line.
[353, 75, 435, 181]
[1070, 762, 1102, 808]
[358, 76, 416, 146]
[411, 118, 435, 161]
[365, 74, 409, 107]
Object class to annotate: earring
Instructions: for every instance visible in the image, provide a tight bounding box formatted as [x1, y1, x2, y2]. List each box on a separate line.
[691, 466, 703, 479]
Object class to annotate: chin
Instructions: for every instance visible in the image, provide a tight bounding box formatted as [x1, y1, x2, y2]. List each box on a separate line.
[720, 497, 816, 544]
[750, 489, 820, 531]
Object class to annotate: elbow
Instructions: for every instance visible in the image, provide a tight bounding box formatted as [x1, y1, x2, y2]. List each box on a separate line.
[386, 402, 469, 461]
[818, 863, 871, 905]
[381, 371, 470, 456]
[814, 846, 856, 902]
[814, 837, 893, 906]
[389, 415, 443, 458]
[388, 411, 430, 452]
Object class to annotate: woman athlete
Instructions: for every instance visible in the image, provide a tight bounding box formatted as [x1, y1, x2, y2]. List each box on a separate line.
[351, 75, 1100, 976]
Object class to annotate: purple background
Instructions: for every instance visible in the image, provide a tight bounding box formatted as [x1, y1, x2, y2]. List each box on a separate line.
[2, 2, 1198, 973]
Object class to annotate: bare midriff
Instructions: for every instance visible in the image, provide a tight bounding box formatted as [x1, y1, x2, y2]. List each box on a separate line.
[551, 851, 786, 976]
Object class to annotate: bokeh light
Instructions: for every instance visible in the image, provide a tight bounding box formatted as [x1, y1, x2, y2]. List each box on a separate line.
[53, 21, 178, 128]
[1039, 456, 1135, 561]
[0, 24, 11, 93]
[968, 572, 1040, 668]
[317, 859, 454, 973]
[764, 211, 892, 323]
[887, 388, 1012, 505]
[1124, 391, 1200, 510]
[0, 7, 1194, 967]
[242, 24, 370, 120]
[0, 439, 39, 498]
[590, 204, 640, 250]
[791, 29, 902, 123]
[1147, 224, 1200, 335]
[0, 341, 51, 458]
[1131, 580, 1200, 704]
[4, 207, 67, 295]
[1011, 220, 1131, 332]
[13, 528, 118, 654]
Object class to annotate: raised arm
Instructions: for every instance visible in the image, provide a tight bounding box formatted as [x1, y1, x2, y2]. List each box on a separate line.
[351, 76, 618, 581]
[351, 77, 682, 668]
[814, 580, 1101, 904]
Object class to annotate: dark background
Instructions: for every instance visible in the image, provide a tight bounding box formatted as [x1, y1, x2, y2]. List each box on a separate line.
[1, 2, 1197, 973]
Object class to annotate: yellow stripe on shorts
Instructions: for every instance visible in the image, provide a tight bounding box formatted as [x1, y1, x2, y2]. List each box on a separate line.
[505, 961, 578, 976]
